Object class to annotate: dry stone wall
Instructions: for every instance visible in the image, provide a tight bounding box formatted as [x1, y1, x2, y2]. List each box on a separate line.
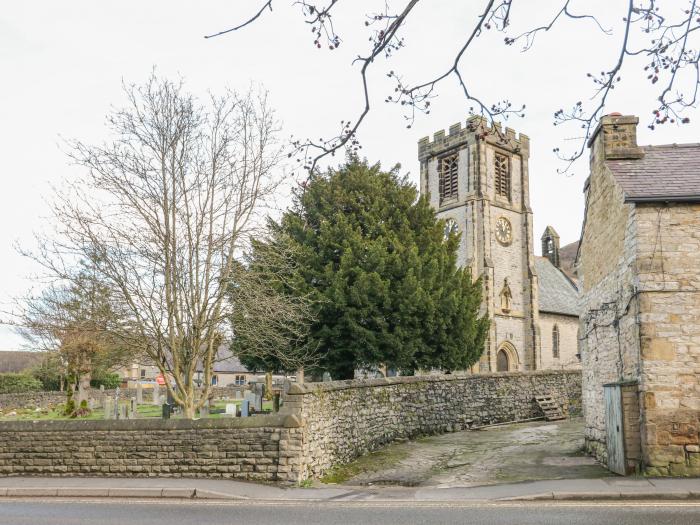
[283, 370, 582, 479]
[0, 370, 581, 482]
[0, 416, 303, 482]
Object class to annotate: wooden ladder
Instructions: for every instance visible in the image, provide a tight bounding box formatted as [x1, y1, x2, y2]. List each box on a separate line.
[535, 395, 566, 421]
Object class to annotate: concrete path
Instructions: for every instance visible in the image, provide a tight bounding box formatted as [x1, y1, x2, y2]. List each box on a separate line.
[333, 418, 610, 487]
[2, 476, 700, 502]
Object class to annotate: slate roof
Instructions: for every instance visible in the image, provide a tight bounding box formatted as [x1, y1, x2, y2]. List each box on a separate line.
[535, 257, 579, 317]
[607, 144, 700, 202]
[196, 345, 250, 374]
[0, 351, 44, 373]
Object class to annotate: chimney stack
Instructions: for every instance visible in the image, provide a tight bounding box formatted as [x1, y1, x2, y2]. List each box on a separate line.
[588, 113, 644, 161]
[541, 226, 560, 268]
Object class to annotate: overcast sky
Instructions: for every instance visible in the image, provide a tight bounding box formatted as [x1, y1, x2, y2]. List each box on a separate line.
[1, 1, 698, 350]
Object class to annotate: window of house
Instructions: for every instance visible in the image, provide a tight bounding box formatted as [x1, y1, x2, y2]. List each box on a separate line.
[438, 154, 459, 203]
[211, 375, 218, 386]
[552, 325, 560, 359]
[235, 375, 246, 386]
[494, 152, 511, 200]
[140, 369, 146, 378]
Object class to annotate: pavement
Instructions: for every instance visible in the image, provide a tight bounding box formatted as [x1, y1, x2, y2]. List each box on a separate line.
[1, 476, 700, 502]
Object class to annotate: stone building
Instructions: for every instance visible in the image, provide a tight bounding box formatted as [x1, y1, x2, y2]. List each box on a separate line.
[577, 113, 700, 475]
[418, 118, 580, 373]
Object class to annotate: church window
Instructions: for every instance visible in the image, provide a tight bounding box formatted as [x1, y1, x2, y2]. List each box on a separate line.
[552, 325, 560, 358]
[494, 152, 511, 200]
[438, 154, 459, 203]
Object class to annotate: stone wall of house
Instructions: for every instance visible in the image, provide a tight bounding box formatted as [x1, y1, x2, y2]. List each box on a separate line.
[634, 203, 700, 476]
[538, 313, 580, 370]
[0, 415, 303, 482]
[578, 144, 642, 466]
[282, 370, 581, 479]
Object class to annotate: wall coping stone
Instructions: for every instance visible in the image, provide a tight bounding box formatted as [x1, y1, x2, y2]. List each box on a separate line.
[287, 370, 581, 394]
[0, 413, 300, 432]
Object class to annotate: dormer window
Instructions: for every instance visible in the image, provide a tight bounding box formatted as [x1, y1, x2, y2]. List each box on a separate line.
[495, 152, 511, 200]
[438, 154, 458, 204]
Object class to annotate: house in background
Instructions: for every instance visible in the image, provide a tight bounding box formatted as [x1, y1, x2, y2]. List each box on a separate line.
[578, 113, 700, 476]
[0, 350, 44, 373]
[196, 353, 254, 387]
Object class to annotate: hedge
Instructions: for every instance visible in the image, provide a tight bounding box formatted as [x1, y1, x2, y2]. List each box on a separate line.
[0, 373, 43, 394]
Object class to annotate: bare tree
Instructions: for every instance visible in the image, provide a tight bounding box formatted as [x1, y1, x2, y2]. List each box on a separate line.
[228, 233, 319, 373]
[25, 74, 286, 418]
[14, 262, 135, 401]
[206, 1, 699, 172]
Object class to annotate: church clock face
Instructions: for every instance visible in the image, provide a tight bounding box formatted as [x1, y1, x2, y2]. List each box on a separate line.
[495, 217, 512, 245]
[444, 218, 459, 239]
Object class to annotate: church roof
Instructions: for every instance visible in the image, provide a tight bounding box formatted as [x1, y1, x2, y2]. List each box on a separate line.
[607, 143, 700, 202]
[535, 257, 579, 317]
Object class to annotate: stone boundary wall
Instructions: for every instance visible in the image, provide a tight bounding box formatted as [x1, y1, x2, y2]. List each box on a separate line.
[282, 370, 582, 479]
[0, 415, 302, 482]
[0, 370, 581, 483]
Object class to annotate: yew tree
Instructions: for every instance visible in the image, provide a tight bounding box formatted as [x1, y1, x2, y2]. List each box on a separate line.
[266, 158, 489, 379]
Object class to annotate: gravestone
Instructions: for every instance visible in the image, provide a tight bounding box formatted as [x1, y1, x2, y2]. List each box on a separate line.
[322, 371, 332, 382]
[152, 383, 160, 406]
[225, 403, 237, 417]
[104, 398, 113, 420]
[119, 404, 128, 420]
[129, 397, 137, 419]
[113, 387, 121, 420]
[99, 385, 105, 394]
[253, 383, 264, 411]
[200, 399, 209, 418]
[136, 383, 143, 404]
[235, 390, 242, 400]
[241, 399, 249, 417]
[88, 398, 97, 410]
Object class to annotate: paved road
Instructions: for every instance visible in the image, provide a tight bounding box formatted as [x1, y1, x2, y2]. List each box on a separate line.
[1, 500, 699, 525]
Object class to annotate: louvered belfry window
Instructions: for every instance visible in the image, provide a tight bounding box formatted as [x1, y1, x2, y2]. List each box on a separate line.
[494, 152, 511, 200]
[438, 154, 458, 203]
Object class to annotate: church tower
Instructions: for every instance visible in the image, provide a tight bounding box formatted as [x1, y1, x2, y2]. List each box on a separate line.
[418, 117, 541, 372]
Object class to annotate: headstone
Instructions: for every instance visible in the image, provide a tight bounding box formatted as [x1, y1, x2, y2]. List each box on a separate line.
[225, 403, 237, 417]
[253, 384, 263, 411]
[100, 385, 105, 394]
[119, 404, 128, 420]
[162, 403, 170, 419]
[322, 371, 332, 382]
[166, 387, 174, 406]
[88, 398, 97, 410]
[136, 383, 143, 404]
[241, 399, 249, 417]
[273, 393, 280, 413]
[129, 397, 137, 419]
[104, 398, 113, 420]
[235, 390, 242, 400]
[200, 399, 209, 418]
[113, 387, 120, 420]
[152, 383, 160, 406]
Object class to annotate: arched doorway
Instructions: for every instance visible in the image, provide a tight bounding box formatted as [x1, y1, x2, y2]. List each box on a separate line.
[496, 342, 518, 372]
[496, 349, 509, 372]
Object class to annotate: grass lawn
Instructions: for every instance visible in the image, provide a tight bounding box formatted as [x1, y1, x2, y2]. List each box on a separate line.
[0, 399, 274, 421]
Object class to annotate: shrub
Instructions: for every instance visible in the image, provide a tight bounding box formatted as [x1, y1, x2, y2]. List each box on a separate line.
[0, 373, 43, 394]
[90, 372, 121, 389]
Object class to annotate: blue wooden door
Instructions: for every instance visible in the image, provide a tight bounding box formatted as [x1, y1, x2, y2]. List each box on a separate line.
[604, 384, 626, 475]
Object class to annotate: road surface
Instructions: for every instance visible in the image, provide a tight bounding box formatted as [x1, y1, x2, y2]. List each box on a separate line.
[1, 499, 699, 525]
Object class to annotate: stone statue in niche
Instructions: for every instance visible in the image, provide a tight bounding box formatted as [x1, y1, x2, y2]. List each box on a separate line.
[500, 278, 512, 313]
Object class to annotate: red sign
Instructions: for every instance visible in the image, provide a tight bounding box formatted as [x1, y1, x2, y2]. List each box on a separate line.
[156, 375, 165, 385]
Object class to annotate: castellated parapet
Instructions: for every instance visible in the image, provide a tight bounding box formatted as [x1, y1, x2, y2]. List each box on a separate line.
[418, 116, 530, 162]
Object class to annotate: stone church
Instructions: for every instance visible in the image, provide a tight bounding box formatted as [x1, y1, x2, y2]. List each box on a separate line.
[418, 117, 580, 373]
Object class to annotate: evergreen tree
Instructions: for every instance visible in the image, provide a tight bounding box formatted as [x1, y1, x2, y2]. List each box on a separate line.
[257, 158, 488, 379]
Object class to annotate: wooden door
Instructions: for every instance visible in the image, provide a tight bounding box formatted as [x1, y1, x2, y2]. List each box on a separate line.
[604, 384, 626, 475]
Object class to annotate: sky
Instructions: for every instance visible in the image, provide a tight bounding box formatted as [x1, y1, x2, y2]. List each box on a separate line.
[1, 1, 698, 350]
